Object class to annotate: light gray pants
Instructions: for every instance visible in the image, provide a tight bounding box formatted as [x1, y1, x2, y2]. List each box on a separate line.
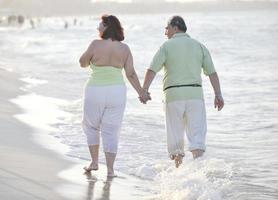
[82, 84, 126, 153]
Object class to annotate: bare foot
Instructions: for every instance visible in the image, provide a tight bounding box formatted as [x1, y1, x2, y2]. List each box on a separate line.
[83, 162, 98, 172]
[192, 149, 204, 159]
[174, 154, 183, 168]
[170, 154, 175, 160]
[107, 171, 117, 178]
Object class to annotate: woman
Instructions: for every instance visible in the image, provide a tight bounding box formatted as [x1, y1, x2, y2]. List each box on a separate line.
[79, 15, 149, 177]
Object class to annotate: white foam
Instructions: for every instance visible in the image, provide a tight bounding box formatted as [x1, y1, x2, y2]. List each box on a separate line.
[131, 163, 158, 180]
[20, 76, 48, 90]
[154, 155, 233, 200]
[11, 93, 72, 129]
[0, 64, 13, 72]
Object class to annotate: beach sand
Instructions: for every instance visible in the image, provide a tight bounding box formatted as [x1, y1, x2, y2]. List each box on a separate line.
[0, 67, 151, 200]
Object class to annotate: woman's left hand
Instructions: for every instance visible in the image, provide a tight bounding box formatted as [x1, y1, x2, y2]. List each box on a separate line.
[139, 90, 151, 104]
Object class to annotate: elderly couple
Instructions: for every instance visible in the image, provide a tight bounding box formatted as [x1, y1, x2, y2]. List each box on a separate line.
[79, 15, 224, 177]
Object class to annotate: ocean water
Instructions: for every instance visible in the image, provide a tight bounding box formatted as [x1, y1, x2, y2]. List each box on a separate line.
[1, 10, 278, 199]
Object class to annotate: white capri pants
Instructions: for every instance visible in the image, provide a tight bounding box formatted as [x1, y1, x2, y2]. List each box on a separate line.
[82, 84, 126, 154]
[165, 99, 207, 156]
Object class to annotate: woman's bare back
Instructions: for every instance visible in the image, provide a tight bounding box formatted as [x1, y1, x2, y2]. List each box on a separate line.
[90, 39, 130, 68]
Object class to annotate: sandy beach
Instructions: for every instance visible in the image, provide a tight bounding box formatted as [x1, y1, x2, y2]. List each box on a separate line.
[0, 67, 151, 200]
[0, 68, 73, 199]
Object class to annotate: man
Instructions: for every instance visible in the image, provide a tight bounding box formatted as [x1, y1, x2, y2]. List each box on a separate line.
[142, 16, 224, 168]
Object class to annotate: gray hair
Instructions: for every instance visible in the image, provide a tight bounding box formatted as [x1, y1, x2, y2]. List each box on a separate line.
[168, 16, 187, 32]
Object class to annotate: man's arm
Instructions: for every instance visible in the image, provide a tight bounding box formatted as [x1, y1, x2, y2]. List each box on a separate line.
[138, 69, 156, 103]
[143, 69, 156, 91]
[208, 72, 224, 111]
[142, 43, 166, 103]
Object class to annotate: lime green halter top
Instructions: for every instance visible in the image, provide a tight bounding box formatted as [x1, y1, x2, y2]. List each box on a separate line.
[86, 64, 125, 86]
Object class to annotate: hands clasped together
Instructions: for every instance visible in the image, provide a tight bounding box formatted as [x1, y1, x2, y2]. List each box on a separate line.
[138, 89, 152, 104]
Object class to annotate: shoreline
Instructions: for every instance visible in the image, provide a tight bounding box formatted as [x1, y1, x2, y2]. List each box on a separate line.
[0, 67, 152, 200]
[0, 67, 76, 199]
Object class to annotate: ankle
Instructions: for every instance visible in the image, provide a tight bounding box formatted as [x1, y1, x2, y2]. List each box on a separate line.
[90, 161, 98, 166]
[107, 167, 114, 173]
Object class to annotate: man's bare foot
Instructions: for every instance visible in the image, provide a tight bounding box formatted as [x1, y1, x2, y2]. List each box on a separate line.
[192, 149, 204, 159]
[83, 162, 98, 172]
[174, 154, 183, 168]
[170, 154, 175, 160]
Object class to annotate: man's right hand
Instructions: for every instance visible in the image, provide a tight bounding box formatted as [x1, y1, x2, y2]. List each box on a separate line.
[139, 90, 151, 104]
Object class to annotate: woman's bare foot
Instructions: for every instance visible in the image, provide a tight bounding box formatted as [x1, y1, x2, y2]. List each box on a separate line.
[107, 171, 117, 178]
[83, 162, 99, 172]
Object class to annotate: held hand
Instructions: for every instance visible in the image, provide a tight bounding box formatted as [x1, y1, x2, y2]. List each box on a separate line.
[139, 90, 151, 104]
[214, 95, 224, 111]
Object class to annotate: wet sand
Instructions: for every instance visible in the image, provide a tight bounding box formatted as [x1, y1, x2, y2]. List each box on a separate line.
[0, 67, 151, 200]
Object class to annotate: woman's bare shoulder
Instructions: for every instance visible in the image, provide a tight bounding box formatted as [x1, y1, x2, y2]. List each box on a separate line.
[90, 39, 102, 45]
[119, 41, 129, 48]
[88, 39, 103, 50]
[119, 42, 131, 52]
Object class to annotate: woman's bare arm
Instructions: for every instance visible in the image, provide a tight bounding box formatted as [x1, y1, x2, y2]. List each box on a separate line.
[79, 42, 94, 68]
[124, 48, 150, 103]
[124, 52, 142, 94]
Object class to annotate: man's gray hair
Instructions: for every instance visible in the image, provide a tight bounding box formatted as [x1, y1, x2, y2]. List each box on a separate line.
[168, 16, 187, 32]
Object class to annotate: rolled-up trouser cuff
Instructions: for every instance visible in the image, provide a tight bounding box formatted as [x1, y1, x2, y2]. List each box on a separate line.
[188, 145, 206, 152]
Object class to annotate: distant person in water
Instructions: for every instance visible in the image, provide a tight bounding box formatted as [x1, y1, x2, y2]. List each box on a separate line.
[7, 15, 17, 25]
[64, 21, 69, 29]
[142, 16, 224, 168]
[79, 15, 150, 177]
[73, 18, 77, 26]
[30, 19, 35, 29]
[17, 15, 25, 25]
